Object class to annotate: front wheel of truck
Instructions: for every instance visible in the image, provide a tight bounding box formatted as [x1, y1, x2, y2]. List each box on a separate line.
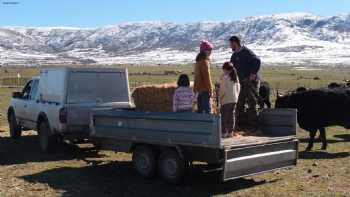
[9, 112, 22, 139]
[38, 121, 56, 152]
[132, 145, 157, 178]
[158, 149, 185, 184]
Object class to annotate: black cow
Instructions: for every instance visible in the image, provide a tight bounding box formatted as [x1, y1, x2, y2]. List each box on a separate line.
[328, 81, 350, 89]
[292, 86, 329, 144]
[295, 87, 307, 92]
[258, 81, 271, 109]
[344, 80, 350, 87]
[275, 88, 350, 151]
[328, 82, 346, 89]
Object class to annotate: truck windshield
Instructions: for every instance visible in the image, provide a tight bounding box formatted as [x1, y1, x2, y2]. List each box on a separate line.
[67, 71, 129, 104]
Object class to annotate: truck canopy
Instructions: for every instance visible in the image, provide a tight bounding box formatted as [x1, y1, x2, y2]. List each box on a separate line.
[39, 69, 66, 103]
[67, 68, 130, 104]
[39, 68, 131, 104]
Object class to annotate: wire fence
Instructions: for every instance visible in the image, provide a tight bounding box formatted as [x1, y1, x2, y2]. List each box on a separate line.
[0, 77, 31, 88]
[0, 77, 158, 91]
[0, 75, 336, 93]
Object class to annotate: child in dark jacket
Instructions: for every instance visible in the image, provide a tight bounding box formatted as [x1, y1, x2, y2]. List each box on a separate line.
[173, 74, 195, 112]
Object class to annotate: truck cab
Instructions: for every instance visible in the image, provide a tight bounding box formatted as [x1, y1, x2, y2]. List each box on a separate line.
[8, 68, 133, 152]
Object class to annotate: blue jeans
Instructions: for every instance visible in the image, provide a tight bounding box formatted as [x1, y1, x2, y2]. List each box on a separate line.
[197, 91, 211, 113]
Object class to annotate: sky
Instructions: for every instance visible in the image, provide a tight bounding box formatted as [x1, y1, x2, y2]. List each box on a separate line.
[1, 0, 350, 27]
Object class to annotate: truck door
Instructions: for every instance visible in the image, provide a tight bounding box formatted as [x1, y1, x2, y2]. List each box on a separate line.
[23, 79, 40, 129]
[14, 80, 33, 126]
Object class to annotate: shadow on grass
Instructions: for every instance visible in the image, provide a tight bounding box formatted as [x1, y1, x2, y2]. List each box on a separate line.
[0, 135, 104, 166]
[299, 151, 350, 160]
[333, 134, 350, 141]
[298, 138, 350, 144]
[298, 133, 350, 145]
[20, 161, 277, 197]
[2, 134, 277, 196]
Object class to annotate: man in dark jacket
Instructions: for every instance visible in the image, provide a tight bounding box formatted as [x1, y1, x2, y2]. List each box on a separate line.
[229, 36, 261, 128]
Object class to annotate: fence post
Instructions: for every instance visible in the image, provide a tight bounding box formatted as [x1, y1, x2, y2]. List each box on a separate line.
[17, 73, 21, 87]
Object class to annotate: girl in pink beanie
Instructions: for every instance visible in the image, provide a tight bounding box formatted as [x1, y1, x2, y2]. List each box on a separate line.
[200, 40, 214, 52]
[194, 40, 214, 114]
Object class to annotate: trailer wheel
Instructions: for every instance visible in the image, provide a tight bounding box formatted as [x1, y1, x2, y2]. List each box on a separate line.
[38, 121, 56, 152]
[132, 145, 157, 178]
[158, 149, 185, 184]
[8, 112, 21, 139]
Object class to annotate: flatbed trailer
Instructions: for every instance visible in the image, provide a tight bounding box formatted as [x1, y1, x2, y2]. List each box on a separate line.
[90, 108, 298, 183]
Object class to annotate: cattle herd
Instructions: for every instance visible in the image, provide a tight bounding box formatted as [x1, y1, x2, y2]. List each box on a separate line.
[270, 80, 350, 151]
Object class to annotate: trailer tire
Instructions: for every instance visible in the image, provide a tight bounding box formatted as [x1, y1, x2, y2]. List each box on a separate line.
[158, 149, 185, 184]
[8, 112, 21, 139]
[132, 145, 157, 178]
[38, 121, 56, 152]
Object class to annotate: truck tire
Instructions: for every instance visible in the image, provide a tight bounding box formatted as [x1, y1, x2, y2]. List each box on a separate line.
[132, 145, 157, 178]
[38, 121, 56, 152]
[207, 162, 223, 169]
[9, 112, 21, 139]
[158, 149, 185, 184]
[91, 138, 103, 150]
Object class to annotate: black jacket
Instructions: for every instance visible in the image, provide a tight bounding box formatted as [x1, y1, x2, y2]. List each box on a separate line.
[230, 46, 261, 80]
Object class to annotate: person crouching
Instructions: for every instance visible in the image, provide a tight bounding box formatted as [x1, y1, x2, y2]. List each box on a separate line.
[220, 62, 240, 138]
[173, 74, 195, 112]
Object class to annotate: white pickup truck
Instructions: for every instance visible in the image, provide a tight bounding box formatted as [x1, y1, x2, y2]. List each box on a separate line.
[7, 68, 133, 152]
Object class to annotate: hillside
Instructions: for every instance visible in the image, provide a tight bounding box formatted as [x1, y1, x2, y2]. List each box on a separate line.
[1, 13, 350, 66]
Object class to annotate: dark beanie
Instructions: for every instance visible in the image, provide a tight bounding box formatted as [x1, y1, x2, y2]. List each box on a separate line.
[229, 36, 241, 45]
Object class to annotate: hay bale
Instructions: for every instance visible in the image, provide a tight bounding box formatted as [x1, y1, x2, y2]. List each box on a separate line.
[132, 83, 177, 112]
[132, 82, 219, 114]
[0, 125, 6, 133]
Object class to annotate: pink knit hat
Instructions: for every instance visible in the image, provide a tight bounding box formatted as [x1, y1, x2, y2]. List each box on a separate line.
[200, 40, 213, 52]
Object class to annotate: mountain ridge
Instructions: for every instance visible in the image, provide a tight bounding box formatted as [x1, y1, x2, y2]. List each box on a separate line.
[1, 12, 350, 66]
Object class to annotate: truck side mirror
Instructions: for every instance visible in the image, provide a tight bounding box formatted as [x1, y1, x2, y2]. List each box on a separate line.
[12, 92, 23, 99]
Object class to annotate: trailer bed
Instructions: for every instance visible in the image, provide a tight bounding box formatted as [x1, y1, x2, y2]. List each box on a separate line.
[90, 108, 298, 182]
[221, 135, 295, 149]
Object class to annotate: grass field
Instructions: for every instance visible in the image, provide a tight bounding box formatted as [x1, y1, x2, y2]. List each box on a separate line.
[0, 65, 349, 197]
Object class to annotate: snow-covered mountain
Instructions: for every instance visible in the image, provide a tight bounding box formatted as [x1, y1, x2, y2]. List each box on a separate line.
[1, 13, 350, 66]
